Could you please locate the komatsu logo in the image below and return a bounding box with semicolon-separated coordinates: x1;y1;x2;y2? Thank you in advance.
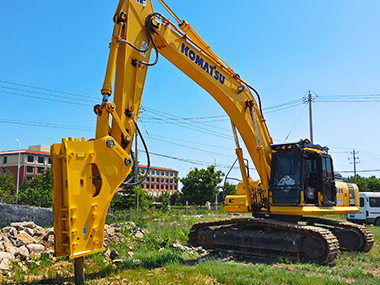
180;43;225;85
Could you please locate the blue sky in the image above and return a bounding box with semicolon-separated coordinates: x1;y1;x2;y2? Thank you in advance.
1;0;380;183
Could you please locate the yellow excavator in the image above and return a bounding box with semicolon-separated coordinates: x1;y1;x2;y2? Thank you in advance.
51;0;373;265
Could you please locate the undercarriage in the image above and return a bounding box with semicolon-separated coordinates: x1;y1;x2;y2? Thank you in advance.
188;217;374;264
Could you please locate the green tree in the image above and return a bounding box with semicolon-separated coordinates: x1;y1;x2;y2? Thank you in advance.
111;185;154;211
0;171;16;203
218;182;237;203
170;190;182;206
180;165;224;205
160;190;170;212
223;182;237;196
344;175;380;192
18;169;52;207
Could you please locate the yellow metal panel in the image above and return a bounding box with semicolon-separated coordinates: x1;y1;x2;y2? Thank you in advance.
270;205;360;216
224;195;249;213
52;136;132;259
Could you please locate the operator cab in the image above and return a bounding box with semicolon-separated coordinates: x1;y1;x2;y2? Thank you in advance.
269;140;337;207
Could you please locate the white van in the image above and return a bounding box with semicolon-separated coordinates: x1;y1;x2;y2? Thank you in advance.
347;192;380;226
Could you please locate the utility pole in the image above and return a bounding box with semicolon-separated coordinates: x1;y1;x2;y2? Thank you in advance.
349;149;360;184
16;139;21;203
135;131;139;211
308;91;314;144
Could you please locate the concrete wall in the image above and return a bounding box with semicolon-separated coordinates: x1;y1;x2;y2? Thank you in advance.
0;204;53;228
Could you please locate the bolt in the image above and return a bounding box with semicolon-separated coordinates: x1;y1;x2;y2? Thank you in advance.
125;157;133;166
106;139;115;148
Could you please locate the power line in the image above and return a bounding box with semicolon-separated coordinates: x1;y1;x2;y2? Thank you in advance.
141;106;232;139
0;80;95;99
338;169;380;173
1;90;94;107
0;118;94;131
149;136;236;159
149;133;233;150
139;150;243;170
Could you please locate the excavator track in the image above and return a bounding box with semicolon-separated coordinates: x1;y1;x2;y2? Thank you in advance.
300;217;374;253
189;218;340;265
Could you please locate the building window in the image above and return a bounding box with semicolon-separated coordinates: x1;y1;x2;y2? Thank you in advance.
3;157;7;164
2;167;7;174
37;167;44;174
38;157;44;164
156;185;159;189
146;177;150;182
48;158;51;164
161;178;164;182
27;166;34;173
166;178;169;183
170;172;173;177
170;186;172;190
141;169;145;174
161;185;164;189
26;176;33;181
161;171;164;175
27;156;34;163
166;171;168;176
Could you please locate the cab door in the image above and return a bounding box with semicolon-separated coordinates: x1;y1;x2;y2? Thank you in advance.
320;154;337;206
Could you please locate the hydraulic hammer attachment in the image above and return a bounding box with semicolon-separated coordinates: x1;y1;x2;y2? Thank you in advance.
51;136;132;259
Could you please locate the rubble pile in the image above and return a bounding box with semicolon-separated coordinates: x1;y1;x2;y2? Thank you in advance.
0;221;143;275
0;220;212;277
0;221;54;276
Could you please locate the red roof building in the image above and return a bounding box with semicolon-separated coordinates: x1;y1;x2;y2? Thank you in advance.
0;145;51;186
139;165;179;197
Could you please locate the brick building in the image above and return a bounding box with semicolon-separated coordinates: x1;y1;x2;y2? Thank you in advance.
139;165;179;197
0;145;51;186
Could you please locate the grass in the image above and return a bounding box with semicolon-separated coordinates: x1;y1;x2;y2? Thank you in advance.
2;210;380;284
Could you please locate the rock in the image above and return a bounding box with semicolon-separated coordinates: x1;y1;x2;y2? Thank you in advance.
16;231;37;244
104;225;116;236
3;243;16;257
47;234;54;244
14;245;29;261
170;243;185;251
10;236;25;247
1;227;17;237
26;244;45;257
0;251;13;262
24;227;35;237
110;249;119;260
34;226;46;236
42;228;54;241
10;221;37;229
133;231;144;239
0;258;10;272
104;248;111;259
128;251;134;257
112;259;124;266
44;249;55;258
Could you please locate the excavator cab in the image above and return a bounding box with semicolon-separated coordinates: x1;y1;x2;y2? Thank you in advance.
269;140;337;207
